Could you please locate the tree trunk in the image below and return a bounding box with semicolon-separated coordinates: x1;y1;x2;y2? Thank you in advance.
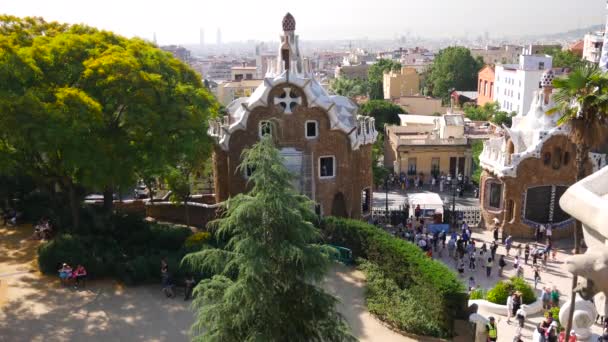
103;186;114;213
68;182;80;230
565;143;589;335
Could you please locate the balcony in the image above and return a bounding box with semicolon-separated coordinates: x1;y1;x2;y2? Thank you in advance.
395;135;468;146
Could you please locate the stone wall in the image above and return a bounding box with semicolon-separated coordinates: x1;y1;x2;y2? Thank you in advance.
213;83;373;219
145;202;219;228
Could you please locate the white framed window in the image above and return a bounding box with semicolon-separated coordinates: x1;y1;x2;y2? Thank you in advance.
319;156;336;179
259;120;272;138
305;120;318;139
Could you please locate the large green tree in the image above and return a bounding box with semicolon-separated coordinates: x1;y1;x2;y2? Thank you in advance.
329;77;368;98
359;99;405;132
547;65;608;335
427;47;483;102
463;102;514;127
0;15;217;227
368;59;401;100
542;47;588;70
182;137;354;342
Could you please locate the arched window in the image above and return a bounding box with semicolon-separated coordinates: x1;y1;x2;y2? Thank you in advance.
484;179;503;210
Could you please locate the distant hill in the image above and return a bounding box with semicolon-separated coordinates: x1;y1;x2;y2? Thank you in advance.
519;24;604;42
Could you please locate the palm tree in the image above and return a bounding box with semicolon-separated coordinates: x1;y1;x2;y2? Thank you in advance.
548;65;608;334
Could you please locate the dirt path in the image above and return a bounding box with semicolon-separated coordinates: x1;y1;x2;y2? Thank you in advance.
323;263;436;342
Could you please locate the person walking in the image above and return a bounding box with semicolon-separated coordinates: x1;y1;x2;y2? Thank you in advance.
507;292;514;323
499;255;507;277
458;258;465;277
184;274;196;301
524;244;530;265
542;287;552;310
493;226;499;242
486;316;498;342
486;257;493;278
534;266;542;289
538;224;546;242
516;305;526;335
505;235;513;256
546;225;553;243
469;251;476;271
490;241;498;261
512;292;522;320
551;287;560;308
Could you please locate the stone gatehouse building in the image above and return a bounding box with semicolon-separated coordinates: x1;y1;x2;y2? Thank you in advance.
479;69;606;239
208;13;377;219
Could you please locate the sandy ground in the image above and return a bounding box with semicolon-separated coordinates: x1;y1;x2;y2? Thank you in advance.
0;224;425;342
0;225;193;342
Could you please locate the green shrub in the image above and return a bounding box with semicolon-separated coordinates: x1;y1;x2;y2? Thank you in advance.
510;276;536;304
184;231;211;251
469;288;486;300
546;307;561;327
486;277;536;305
486;281;511;305
361;261;446;337
322;217;466;338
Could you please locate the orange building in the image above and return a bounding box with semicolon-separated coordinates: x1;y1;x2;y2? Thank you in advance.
476;65;495;106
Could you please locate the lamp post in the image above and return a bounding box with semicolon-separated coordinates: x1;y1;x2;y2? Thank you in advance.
384;175;389;222
448;173;463;231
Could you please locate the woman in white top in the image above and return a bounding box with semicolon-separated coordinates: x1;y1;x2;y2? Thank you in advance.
507;293;514;323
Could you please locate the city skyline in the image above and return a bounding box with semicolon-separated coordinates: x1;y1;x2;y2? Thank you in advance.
0;0;605;45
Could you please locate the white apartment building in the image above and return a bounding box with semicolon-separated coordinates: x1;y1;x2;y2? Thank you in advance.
583;31;605;64
494;55;553;117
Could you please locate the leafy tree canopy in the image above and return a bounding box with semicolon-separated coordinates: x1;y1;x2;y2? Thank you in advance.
0;15;217;223
542;47;588;70
359;99;405;132
427;47;483;102
463;102;513;128
329;77;368;98
368;59;401;100
182;137;354;342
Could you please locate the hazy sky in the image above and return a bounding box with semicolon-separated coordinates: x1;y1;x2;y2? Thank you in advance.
0;0;605;44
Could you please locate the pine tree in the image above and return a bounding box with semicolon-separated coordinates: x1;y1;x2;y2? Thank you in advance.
183;137;355;342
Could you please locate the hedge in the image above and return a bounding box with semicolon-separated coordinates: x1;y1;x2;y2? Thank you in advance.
322;217;467;338
38;213;208;285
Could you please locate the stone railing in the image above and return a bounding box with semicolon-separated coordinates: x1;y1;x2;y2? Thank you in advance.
395;136;467;146
557;165;608;340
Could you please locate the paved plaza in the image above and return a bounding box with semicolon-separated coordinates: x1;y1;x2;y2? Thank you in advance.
431;228;605;342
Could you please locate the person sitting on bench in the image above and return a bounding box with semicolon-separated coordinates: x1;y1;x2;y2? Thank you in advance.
72;264;87;288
